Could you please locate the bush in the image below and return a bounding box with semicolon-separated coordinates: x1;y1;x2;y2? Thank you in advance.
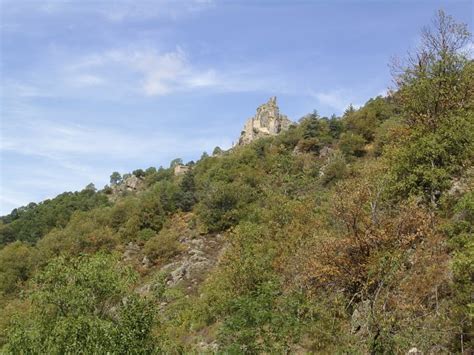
0;241;37;295
296;137;322;154
144;228;182;264
197;182;257;232
320;151;348;185
339;133;366;157
3;253;156;354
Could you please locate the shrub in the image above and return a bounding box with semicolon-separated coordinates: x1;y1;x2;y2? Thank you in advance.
320;151;348;185
339;133;366;157
144;228;182;264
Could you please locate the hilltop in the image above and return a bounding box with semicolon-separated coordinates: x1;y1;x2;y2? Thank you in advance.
0;11;473;354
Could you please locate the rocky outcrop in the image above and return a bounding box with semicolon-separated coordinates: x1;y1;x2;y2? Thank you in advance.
174;164;191;176
447;167;473;197
107;174;145;202
238;96;292;145
133;230;227;298
161;233;225;290
351;300;371;336
111;174;144;195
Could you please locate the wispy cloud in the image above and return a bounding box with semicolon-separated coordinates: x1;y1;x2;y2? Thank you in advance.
1;46;288;101
309;89;362;113
0;117;232;214
65;47;284;96
1;0;215;26
68;74;106;88
1;118;231;161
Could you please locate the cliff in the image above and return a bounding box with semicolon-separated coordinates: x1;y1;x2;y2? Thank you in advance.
238;96;292;145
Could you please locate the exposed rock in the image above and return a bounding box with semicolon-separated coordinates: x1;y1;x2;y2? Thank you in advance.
148;233;227;292
110;174;145;199
141;255;151;268
407;347;422;354
197;341;219;352
123;175;142;190
448;167;473;197
319;146;334;158
238;96;292;145
292;145;302;155
123;242;140;261
351;300;371;336
174;164;191;176
165;250;212;287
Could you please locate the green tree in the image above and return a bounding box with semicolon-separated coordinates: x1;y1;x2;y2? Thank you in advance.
3;253;156;353
212;146;223;156
389;10;474;202
0;241;37;295
170;158;183;168
177;170;196;212
84;183;96;192
339;132;366;157
393;10;472;131
110;171;122;185
132;169;145;178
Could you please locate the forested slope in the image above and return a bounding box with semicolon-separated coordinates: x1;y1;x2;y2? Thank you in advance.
0;11;472;354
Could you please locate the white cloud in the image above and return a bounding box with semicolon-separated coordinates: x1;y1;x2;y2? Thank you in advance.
0;117;232;214
65;47;219;96
1;118;232;166
6;83;55;98
63;47;291;97
69;74;106;87
0;191;31;215
98;0;215;22
309;89;361;113
2;0;215;25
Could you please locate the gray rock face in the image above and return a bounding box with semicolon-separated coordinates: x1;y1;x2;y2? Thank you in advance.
156;233;226;290
110;174;144;198
238;96;292;145
351;300;371;336
174;164;190;176
123;242;140;261
124;175;142;190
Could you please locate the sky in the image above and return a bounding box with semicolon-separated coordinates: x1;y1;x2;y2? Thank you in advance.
0;0;472;215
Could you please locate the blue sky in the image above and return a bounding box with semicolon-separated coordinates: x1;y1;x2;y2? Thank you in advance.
0;0;472;215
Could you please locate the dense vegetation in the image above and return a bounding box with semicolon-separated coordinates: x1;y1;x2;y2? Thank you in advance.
0;11;472;354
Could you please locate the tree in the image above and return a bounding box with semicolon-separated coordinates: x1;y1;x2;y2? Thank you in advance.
328;114;344;139
344;97;396;141
392;10;472;131
177;170;196;212
110;171;122;185
145;166;157;175
169;158;183;168
344;104;356;116
84;183;96;192
213;146;223;156
339;133;366;157
389;10;474;202
132;169;145;178
3;253;156;353
0;190;108;245
302;113;320;139
0;241;37;295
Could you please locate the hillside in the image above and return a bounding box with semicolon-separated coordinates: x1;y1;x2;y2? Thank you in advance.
0;11;473;354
